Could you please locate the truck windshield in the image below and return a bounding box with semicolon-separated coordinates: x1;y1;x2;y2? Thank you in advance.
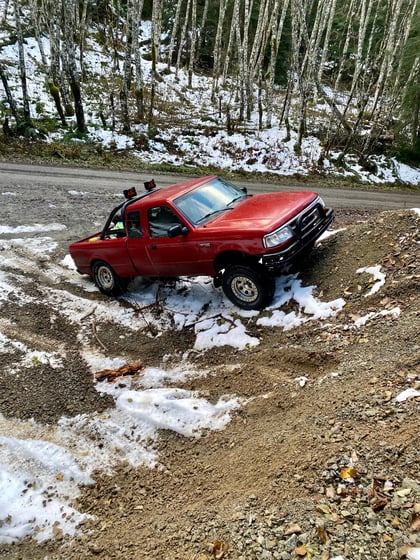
173;178;247;225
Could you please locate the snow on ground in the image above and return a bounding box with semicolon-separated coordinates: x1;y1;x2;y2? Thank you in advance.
90;124;420;186
0;14;419;185
0;216;419;544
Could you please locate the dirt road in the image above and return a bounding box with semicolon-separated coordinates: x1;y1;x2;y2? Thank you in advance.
1;161;419;213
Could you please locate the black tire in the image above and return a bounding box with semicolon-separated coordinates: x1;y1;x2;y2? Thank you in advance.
222;265;274;310
92;261;128;296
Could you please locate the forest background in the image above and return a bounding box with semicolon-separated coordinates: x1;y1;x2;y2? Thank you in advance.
0;0;419;184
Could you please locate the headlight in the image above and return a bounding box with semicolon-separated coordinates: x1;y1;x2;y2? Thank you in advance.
263;225;294;248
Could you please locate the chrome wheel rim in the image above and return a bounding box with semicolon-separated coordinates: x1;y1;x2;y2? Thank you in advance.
231;275;259;303
97;266;114;290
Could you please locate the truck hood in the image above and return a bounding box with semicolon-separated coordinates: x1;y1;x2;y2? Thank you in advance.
203;191;318;231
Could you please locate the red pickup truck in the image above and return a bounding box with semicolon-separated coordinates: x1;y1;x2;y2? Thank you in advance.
69;176;334;309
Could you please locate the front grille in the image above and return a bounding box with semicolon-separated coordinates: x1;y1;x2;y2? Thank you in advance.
302;206;321;231
293;202;324;240
261;205;334;271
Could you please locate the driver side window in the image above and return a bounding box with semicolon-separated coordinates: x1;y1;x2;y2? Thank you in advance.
148;205;182;238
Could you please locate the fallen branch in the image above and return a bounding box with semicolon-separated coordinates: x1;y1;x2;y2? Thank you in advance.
94;362;144;383
91;322;108;351
128;300;160;337
81;306;96;321
185;313;237;328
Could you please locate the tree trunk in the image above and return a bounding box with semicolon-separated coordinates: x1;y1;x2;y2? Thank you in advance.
167;0;184;70
149;0;164;123
13;0;31;123
63;0;86;133
212;0;228;98
121;0;134;132
176;0;191;77
2;0;10;23
79;0;89;79
133;0;145;122
317;0;336;85
266;0;290;128
151;0;163;63
222;0;240;82
242;0;253;121
0;62;20;124
28;0;48;69
196;0;210;56
188;0;197;88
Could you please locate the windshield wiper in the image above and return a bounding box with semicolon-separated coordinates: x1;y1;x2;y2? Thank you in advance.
198;208;231;223
227;195;246;207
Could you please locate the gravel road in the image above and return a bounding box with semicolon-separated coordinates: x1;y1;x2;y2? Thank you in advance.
1;161;419;212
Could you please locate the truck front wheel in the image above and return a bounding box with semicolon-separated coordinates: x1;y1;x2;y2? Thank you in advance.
92;261;128;296
222;265;274;310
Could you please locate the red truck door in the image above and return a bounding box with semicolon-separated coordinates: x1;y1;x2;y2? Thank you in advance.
125;209;156;276
127;205;206;277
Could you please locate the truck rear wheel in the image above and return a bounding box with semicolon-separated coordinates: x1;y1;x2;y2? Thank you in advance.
92;261;128;296
222;265;274;310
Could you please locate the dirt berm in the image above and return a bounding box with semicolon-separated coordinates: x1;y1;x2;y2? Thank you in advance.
0;207;419;560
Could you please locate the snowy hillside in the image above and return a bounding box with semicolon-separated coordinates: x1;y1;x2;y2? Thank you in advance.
0;4;419;187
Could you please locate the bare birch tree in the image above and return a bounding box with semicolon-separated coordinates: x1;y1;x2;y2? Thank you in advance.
196;0;210;57
0;0;417;164
289;0;309;152
62;0;86;132
266;0;290;128
175;0;191;77
13;0;31;123
188;0;197;87
149;0;164;123
212;0;228;98
28;0;48;69
121;0;134;132
1;0;10;24
360;0;417;159
132;0;145;122
79;0;90;77
0;62;19;125
241;0;253;121
29;0;68;126
167;0;184;70
316;0;337;85
222;0;240;82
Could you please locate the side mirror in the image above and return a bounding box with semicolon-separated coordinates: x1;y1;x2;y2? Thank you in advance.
168;224;189;238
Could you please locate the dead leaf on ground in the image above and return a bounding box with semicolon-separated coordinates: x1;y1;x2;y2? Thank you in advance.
317;525;329;544
284;523;303;535
371;498;388;511
340;466;358;480
411;513;420;532
397;488;412;498
316;503;332;515
382;533;393;542
207;541;229;559
295;544;307;556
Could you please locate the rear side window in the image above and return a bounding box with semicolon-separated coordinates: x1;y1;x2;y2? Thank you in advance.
127;211;142;238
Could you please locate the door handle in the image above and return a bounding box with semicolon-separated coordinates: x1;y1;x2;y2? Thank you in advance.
150;244;157;250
